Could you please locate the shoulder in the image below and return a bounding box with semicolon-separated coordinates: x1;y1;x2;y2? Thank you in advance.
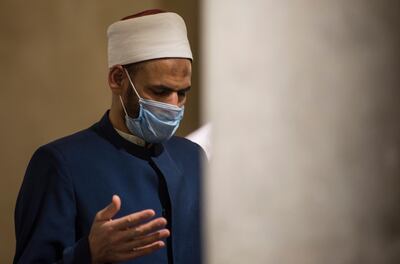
43;124;107;154
47;126;98;150
23;131;95;188
30;126;101;166
164;136;207;161
165;136;203;152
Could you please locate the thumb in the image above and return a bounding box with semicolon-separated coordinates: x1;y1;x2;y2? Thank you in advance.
96;195;121;221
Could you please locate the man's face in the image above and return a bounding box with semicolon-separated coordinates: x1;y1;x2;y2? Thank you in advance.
124;58;192;118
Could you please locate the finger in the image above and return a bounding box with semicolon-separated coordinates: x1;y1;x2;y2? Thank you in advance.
109;209;156;230
120;217;167;240
118;229;170;252
115;241;165;261
96;195;121;221
131;241;166;258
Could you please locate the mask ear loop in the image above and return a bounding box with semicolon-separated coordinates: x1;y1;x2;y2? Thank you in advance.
123;68;141;99
119;96;129;116
120;67;142;117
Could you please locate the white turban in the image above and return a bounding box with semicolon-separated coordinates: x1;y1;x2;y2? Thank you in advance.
107;12;193;68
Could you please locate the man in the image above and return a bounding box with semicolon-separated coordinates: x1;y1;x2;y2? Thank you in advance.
14;9;204;264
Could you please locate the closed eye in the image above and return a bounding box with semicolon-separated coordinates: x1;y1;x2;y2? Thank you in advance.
178;87;191;97
152;88;171;96
149;85;191;97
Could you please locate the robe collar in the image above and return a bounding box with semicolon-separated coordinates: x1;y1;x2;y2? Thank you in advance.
114;128;146;147
93;110;163;159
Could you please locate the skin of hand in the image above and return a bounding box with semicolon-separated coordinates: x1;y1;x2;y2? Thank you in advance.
88;195;170;263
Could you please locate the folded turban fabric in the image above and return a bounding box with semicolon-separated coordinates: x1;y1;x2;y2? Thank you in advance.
107;11;193;68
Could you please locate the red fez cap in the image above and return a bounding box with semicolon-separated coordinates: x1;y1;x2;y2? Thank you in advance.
121;9;167;21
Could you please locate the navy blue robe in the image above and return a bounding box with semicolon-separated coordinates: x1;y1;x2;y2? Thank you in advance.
14;111;203;264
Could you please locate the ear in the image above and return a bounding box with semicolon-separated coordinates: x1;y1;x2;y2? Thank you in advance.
108;65;125;95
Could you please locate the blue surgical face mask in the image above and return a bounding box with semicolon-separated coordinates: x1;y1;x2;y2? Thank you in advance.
119;68;185;143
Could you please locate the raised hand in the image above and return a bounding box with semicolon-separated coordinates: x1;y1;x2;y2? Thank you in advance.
88;195;170;263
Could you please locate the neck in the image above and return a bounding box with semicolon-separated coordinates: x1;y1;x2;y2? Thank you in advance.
109;102;130;134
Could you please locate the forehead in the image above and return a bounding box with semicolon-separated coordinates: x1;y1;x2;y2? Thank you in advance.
139;58;192;79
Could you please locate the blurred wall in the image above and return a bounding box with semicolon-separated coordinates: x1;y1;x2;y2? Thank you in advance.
204;1;400;263
0;1;199;262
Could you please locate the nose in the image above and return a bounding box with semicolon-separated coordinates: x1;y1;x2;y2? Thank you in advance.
166;92;182;107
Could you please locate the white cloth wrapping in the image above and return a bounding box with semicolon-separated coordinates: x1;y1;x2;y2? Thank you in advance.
186;123;212;159
107;12;193;67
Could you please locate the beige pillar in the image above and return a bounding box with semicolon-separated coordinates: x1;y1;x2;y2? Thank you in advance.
203;1;400;263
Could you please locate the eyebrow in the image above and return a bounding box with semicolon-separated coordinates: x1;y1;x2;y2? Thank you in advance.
148;85;191;92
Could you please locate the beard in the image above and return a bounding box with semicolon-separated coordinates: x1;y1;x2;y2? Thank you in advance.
123;84;140;118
